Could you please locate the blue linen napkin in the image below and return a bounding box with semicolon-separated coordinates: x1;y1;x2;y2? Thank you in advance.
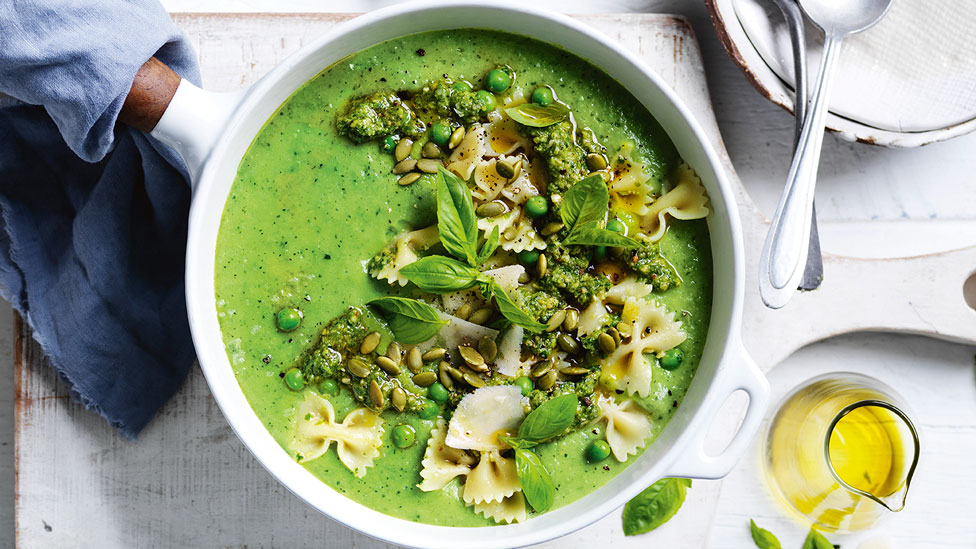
0;0;202;437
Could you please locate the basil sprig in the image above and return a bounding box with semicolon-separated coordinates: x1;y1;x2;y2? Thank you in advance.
749;519;782;549
491;280;545;332
622;477;692;536
399;256;483;294
366;297;446;344
560;174;640;248
515;448;555;512
504;102;570;127
437;166;498;267
518;393;578;442
802;528;833;549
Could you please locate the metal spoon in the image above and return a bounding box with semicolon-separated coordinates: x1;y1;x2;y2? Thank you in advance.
759;0;892;308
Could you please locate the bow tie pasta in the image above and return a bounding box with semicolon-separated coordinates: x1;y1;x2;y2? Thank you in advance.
419;418;478;492
292;392;384;478
367;225;440;286
596;395;653;461
641;162;710;242
603;297;686;397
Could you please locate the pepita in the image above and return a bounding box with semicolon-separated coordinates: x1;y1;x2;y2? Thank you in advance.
369;379;385;408
412;371;437;387
509;159;523;180
495;159;516;179
422;348;446;362
517;271;531;284
360;331;381;354
478;336;498;363
376;356;401;376
448;126;466;149
561;366;590;377
347;358;370;378
392;387;407;412
458;346;487;371
468;307;493;325
563;309;579;332
422;141;442;158
597;332;617;353
463;372;486;388
546;310;567;332
438;361;455;390
616;321;632;339
541;222;564;236
386;342;402;365
476;201;506;218
417;158;441;174
530;359;553;379
395;138;413;162
537;253;548;278
455;303;473;321
447;364;465;382
393;158;417;174
609;327;621;347
398;172;421;186
586;153;608;171
503;227;518;240
557;334;581;354
538;370;558;390
406;347;423;373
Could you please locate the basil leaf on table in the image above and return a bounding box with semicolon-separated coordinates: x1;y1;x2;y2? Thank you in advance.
562;222;640;248
621;477;692;536
749;519;782;549
515;448;555;512
474;225;500;266
436;166;479;266
490;281;546;333
560;174;609;231
518;393;579;442
802;528;834;549
504;102;570;128
366;297;447;344
400;256;481;294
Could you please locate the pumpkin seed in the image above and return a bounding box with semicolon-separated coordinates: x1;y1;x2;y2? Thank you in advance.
398;172;421;186
609;327;621;346
369;379;385;408
476;201;506;218
517;271;530;284
422;141;442;158
616;321;632;339
422;348;446;362
376;356;401;376
561;366;590;377
347;358;370;378
537;253;548;278
463;372;486;388
386;342;402;365
546;310;567;332
392;387;407;412
597;332;617;353
458;346;487;371
468;307;493;325
478;336;497;363
438;361;455;390
412;371;437;387
537;370;558;390
447;364;465;382
393;158;417;174
360;331;381;354
495;159;516;179
586;153;608;171
563;309;579;332
530;359;553;378
417;158;441;174
448;126;466;149
557;334;581;354
455;303;473;321
503;227;518;240
541;222;564;236
590;170;610;182
395;138;413;162
406;347;423;373
509;159;523;180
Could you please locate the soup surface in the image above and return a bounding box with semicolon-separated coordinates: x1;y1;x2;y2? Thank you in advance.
215;29;712;526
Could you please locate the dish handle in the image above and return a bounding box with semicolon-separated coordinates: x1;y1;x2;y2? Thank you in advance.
119;57;243;188
662;342;769;479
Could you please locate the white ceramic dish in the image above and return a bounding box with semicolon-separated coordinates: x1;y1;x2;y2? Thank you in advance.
141;2;769;546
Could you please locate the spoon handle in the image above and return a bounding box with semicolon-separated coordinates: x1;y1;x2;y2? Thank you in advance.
759;34;842;308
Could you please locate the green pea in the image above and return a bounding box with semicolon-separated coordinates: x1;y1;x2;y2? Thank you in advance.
428;382;450;403
485;69;512;93
531;87;554;106
380;135;396;153
453;81;473;92
418;399;439;420
660;348;684;370
592;246;608;263
320;379;339;396
283;368;304;391
607;218;627;234
392;424;417;449
475;90;495;112
518;249;540;267
525;196;549;218
586;439;612;462
276;308;302;332
430;122;451;146
515;376;533;396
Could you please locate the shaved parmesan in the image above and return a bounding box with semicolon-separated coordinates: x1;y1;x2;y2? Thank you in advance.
494;325;524;377
446;386;527;451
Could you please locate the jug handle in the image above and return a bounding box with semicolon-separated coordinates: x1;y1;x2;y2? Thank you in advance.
662;340;769;479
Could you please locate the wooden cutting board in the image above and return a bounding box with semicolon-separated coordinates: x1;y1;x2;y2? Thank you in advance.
14;12;976;547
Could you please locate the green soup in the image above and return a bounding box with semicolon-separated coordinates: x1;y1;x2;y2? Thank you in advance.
215;29;712;526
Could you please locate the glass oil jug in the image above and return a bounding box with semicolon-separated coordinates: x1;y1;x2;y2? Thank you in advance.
762;373;919;533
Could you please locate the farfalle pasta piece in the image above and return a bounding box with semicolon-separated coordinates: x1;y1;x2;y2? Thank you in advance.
292;392;384;478
370;225;440;286
462;449;521;505
596;395;653;462
419;418;477;492
578;300;610;337
641;162;709;242
605;277;654;305
477;208;545;252
603;297;686;397
609;144;654;216
473;491;528;524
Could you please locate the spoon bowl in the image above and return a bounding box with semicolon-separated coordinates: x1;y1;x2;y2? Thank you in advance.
800;0;892;34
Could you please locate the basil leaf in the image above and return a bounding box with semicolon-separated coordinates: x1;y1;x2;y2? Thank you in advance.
515;448;555;512
504;102;570;128
802;529;833;549
518;393;578;442
499;435;537;450
749;519;782;549
436;166;479;266
622;478;692;536
563;222;641;248
400;256;481;294
560;174;609;231
475;225;500;265
366;297;447;344
490;281;546;333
